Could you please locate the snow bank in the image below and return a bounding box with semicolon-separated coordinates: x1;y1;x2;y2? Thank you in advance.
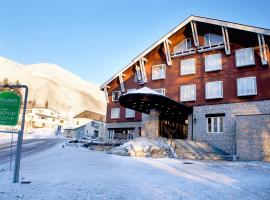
1;144;270;200
0;128;59;146
108;137;175;158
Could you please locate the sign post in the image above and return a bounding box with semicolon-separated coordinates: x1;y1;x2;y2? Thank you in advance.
0;84;28;183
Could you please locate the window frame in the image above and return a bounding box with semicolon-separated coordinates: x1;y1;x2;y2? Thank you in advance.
205;53;222;72
180;58;196;76
111;108;120;119
206;116;224;133
154;88;166;96
112;91;121;102
204;33;224;47
173;38;192;54
125;108;135;118
152;64;166;80
235;48;255;67
205;81;223;99
237;76;257;96
180;84;196;102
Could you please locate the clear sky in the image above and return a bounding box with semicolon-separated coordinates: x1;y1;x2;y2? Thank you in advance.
0;0;270;85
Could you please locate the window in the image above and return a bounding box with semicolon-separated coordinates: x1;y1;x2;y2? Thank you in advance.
111;108;120;119
125;108;135;118
205;54;222;72
180;84;196;102
180;58;196;75
127;88;136;93
152;64;166;80
235;48;255;67
154;88;166;96
207;116;224;133
112;91;121;102
91;121;100;129
237;77;257;96
108;130;115;140
134;69;142;83
205;81;223;99
204;33;223;47
173;38;192;53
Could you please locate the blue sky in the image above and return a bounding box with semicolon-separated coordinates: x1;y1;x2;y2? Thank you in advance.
0;0;270;85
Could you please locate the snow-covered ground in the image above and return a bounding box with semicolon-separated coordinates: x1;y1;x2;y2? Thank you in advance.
0;144;270;200
0;128;59;146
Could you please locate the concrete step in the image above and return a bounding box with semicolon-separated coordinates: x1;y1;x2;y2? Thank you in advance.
174;139;233;161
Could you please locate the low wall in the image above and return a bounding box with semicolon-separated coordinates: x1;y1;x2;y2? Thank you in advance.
236;114;270;162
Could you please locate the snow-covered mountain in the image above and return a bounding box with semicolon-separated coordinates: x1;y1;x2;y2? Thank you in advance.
0;57;106;119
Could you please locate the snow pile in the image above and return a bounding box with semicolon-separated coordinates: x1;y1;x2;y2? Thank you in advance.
0;128;60;146
109;137;175;158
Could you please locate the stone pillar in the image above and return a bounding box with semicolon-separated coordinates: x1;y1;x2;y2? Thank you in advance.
141;109;159;138
188;113;193;141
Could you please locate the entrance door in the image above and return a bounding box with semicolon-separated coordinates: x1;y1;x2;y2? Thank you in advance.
159;118;188;139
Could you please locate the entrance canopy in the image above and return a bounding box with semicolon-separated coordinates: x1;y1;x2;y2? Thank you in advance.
119;87;192;120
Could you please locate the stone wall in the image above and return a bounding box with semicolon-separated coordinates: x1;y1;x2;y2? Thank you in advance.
236;114;270;161
141;109;159;138
193;100;270;154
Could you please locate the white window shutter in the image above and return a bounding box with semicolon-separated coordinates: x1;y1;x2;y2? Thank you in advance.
205;54;222;72
180;84;196;102
180;58;196;75
237;77;257;96
125;108;135;118
206;81;223;99
152;64;166;80
111;108;120;119
235;48;255;67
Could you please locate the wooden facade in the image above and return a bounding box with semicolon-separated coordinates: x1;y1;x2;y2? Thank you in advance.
101;16;270;126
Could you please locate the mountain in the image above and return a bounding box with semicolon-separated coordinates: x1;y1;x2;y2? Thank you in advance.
0;57;106;119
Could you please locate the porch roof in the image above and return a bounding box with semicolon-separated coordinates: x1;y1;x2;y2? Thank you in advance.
119;87;192;120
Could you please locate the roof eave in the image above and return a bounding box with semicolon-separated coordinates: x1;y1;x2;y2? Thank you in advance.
100;15;270;90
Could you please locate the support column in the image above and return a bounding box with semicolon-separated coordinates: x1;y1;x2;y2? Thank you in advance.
141;109;159;138
191;21;199;47
258;33;268;65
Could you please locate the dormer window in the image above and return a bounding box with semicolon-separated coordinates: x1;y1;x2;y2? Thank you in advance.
171;38;196;58
174;38;192;53
198;33;224;53
152;64;166;80
112;91;121;102
204;33;223;47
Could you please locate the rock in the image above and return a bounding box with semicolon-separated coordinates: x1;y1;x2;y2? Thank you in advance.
133;145;144;153
150;146;160;153
143;145;150;153
135;152;151;157
128;150;136;157
151;149;166;158
108;137;174;158
112;150;128;156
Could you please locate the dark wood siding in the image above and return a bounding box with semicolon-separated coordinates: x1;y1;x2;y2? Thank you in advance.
105;24;270;123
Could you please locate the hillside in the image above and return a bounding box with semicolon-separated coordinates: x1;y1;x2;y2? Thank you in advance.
0;57;106;119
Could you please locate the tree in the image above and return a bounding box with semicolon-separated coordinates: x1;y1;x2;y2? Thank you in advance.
32;100;36;108
45;100;49;108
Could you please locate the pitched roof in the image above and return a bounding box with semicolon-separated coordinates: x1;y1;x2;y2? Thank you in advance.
100;15;270;89
73;110;105;122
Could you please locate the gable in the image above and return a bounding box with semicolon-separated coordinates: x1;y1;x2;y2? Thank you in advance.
100;15;270;90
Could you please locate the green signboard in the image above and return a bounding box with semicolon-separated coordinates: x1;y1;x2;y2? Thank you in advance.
0;91;21;126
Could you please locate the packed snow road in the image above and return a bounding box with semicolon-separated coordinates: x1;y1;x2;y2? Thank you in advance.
0;144;270;200
0;138;65;164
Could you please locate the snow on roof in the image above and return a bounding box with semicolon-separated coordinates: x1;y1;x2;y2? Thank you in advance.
125;87;162;96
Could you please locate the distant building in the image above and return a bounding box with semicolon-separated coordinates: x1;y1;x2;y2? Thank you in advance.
63;110;105;139
21;107;65;130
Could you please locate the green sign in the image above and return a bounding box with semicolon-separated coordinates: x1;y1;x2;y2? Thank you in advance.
0;91;21;126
